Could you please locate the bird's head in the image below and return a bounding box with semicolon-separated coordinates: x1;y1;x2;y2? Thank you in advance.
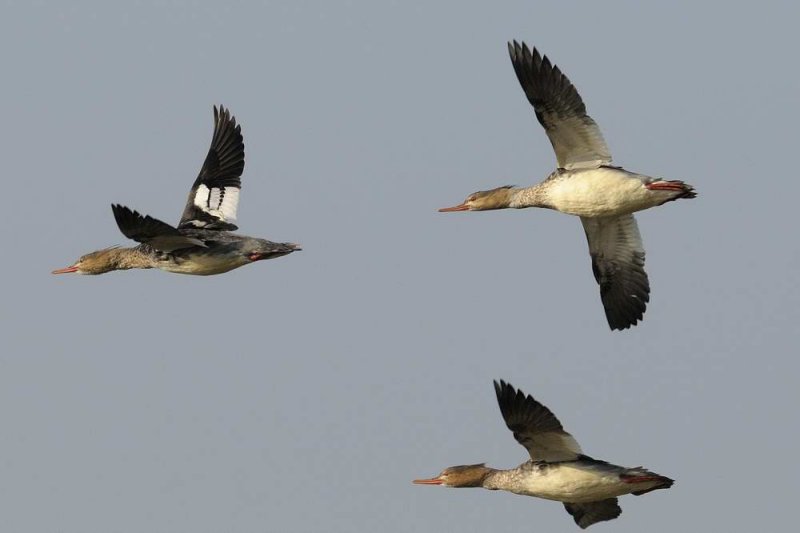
413;463;493;488
52;247;121;275
438;186;515;212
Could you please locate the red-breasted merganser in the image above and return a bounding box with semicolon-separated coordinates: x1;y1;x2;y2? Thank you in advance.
53;106;299;276
414;380;673;529
439;42;696;330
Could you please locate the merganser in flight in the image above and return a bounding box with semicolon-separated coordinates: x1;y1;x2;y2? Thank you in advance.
439;42;696;330
53;106;299;276
414;380;673;529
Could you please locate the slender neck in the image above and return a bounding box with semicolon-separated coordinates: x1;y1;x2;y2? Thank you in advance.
104;247;157;271
508;184;549;209
481;464;543;491
482;467;515;490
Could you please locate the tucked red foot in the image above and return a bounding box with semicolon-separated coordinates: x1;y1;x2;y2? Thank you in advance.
645;180;692;192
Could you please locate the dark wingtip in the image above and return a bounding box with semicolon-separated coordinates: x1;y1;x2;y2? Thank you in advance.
494;379;524;412
508;40;543;65
110;203;132;220
493;379;511;398
606;290;649;331
607;310;646;331
213;104;239;132
213;105;233;132
508;40;521;61
507;40;517;57
609;316;641;331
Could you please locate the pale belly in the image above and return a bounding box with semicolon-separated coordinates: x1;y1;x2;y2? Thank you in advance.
545;168;668;218
510;465;646;503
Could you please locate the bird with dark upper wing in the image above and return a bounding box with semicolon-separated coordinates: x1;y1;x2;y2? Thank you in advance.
439;42;695;330
53;106;299;276
414;380;673;529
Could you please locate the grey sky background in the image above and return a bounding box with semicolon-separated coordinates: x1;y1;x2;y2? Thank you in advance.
1;1;798;531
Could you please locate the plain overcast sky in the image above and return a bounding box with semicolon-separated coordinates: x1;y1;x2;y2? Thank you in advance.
1;1;799;532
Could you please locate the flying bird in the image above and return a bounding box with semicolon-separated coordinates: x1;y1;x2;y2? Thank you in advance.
53;106;299;276
414;380;673;529
439;42;695;330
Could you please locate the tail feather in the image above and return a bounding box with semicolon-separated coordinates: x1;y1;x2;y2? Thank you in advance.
620;470;674;495
647;179;696;204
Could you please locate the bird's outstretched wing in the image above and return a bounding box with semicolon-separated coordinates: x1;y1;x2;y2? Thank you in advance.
564;499;622;529
113;204;205;252
179;105;244;231
581;215;650;330
508;41;611;170
494;380;582;462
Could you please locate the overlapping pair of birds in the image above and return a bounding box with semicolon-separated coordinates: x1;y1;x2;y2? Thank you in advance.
55;42;691;529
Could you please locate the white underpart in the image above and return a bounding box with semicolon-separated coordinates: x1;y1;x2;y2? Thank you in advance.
540;168;675;218
494;465;658;503
194;184;240;222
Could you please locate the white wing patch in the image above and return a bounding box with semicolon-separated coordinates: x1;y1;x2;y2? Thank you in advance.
193;184;240;223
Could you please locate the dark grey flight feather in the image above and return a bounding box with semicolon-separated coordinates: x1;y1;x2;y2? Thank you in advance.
507;41;611;170
179;105;245;231
112;204;206;252
564;499;622;529
580;215;650;330
493;380;582;462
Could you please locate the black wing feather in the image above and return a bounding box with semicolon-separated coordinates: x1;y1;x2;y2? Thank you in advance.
113;204;205;252
581;215;650;330
493;380;582;461
508;41;611;169
564;499;622;529
179;105;244;230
